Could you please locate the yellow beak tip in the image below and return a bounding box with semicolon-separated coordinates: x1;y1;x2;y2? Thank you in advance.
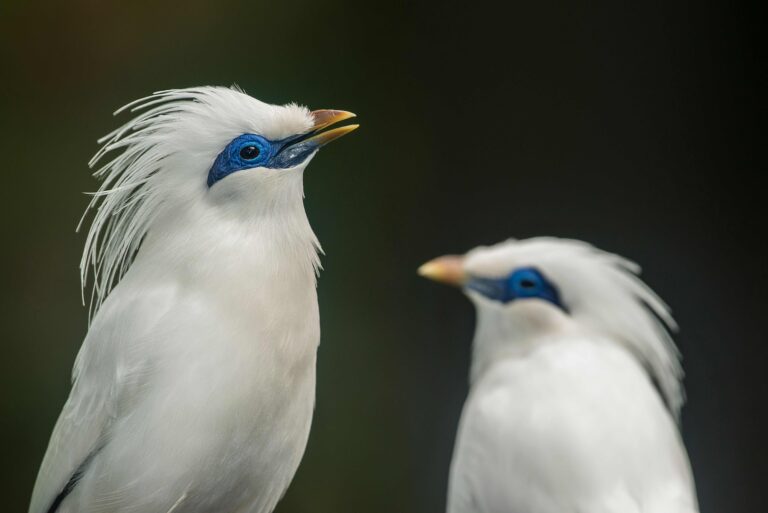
417;262;440;279
417;256;467;286
306;123;360;147
310;109;357;130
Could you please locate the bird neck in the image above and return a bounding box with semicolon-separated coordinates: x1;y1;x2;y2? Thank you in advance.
134;194;321;304
110;196;323;372
469;301;583;385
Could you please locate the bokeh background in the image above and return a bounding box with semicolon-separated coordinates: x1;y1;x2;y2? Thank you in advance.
1;1;763;511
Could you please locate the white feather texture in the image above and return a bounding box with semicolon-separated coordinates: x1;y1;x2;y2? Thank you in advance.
444;238;698;513
30;86;332;513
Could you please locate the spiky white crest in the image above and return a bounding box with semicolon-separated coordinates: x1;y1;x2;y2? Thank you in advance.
464;237;684;420
79;86;317;318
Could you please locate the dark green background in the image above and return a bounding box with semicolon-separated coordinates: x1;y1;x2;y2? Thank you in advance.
1;1;763;512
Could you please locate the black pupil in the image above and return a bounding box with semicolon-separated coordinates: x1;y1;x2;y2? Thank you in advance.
519;279;537;289
240;145;260;160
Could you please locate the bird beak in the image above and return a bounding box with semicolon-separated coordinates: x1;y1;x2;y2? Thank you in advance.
270;110;358;168
418;255;467;287
305;109;359;147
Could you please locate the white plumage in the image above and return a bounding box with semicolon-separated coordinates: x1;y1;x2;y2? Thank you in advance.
30;86;357;513
419;238;698;513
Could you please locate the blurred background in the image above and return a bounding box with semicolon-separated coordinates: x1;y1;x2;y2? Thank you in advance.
0;1;763;511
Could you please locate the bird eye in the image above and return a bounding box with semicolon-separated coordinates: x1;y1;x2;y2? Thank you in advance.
239;145;260;160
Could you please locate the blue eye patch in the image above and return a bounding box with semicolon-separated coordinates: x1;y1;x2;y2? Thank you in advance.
467;266;567;312
207;132;322;187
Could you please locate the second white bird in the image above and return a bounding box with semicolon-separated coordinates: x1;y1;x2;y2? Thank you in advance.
420;238;699;513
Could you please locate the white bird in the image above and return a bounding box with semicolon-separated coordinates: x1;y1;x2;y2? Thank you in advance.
419;238;699;513
29;86;358;513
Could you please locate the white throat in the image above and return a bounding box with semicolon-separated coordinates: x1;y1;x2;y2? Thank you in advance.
468;296;582;385
122;169;321;325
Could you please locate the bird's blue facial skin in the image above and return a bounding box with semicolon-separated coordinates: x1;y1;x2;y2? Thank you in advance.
467;267;568;312
207;133;319;187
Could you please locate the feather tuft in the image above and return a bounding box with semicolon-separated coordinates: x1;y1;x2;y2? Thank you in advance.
79;87;272;319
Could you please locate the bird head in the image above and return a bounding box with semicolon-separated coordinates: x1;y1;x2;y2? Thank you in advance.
82;86;358;315
419;237;684;418
90;86;357;214
199;96;358;207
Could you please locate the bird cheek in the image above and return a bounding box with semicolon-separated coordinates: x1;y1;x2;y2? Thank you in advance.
511;299;568;326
